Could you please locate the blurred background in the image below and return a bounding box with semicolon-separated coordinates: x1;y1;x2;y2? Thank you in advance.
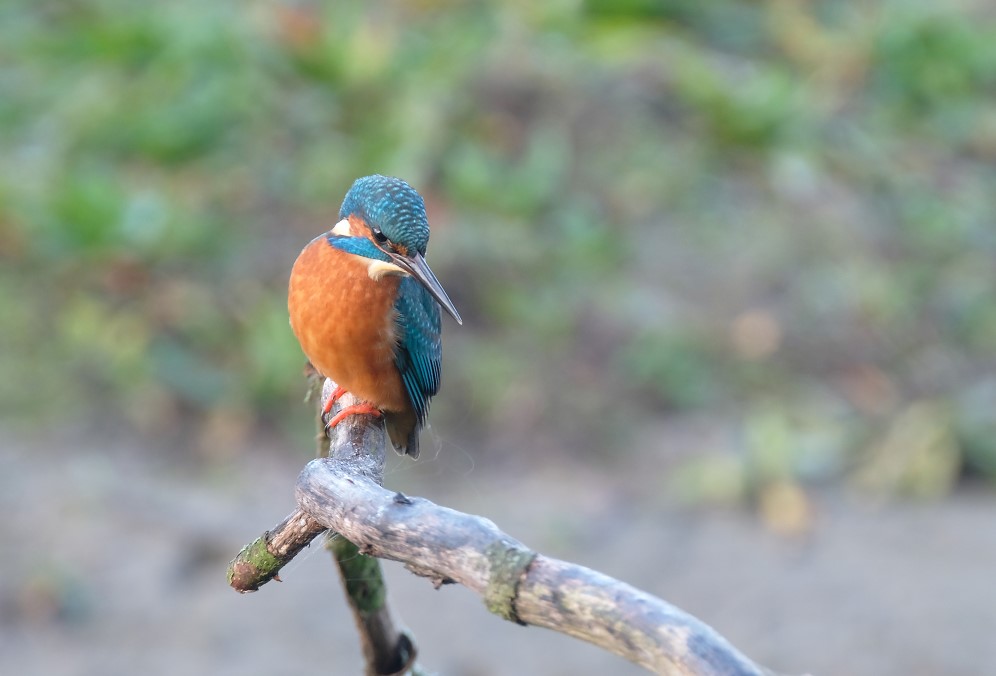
3;1;995;674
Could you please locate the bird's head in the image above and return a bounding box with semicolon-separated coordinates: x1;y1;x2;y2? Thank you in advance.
333;175;462;324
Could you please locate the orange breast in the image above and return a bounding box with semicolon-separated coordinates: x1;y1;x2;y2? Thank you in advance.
288;236;409;413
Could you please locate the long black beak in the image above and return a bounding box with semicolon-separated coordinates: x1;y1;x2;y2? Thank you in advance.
391;251;463;325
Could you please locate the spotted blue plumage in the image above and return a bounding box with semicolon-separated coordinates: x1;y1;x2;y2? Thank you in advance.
339;175;430;255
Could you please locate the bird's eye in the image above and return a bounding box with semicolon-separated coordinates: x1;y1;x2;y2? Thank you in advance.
372;229;389;245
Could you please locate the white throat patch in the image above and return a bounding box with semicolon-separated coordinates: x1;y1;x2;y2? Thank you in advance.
367;259;409;281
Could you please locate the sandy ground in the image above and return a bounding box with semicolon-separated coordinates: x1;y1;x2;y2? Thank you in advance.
3;432;995;676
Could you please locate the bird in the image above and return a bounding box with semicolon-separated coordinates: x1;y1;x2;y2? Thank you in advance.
287;175;462;458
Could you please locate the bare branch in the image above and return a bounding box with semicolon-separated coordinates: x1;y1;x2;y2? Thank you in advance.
315;381;419;675
327;535;417;676
229;380;417;675
296;456;775;675
227;378;392;594
227;508;325;592
231;378;784;674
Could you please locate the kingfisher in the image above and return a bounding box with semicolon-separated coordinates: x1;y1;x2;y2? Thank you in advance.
288;175;462;458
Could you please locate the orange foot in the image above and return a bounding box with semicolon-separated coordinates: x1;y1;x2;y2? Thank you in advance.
322;385;348;417
325;402;383;432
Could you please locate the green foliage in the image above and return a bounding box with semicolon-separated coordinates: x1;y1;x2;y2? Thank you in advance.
2;0;995;496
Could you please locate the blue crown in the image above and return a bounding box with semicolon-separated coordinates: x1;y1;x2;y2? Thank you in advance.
339;175;430;255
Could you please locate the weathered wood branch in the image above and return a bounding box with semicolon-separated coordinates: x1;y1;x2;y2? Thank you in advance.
228;376;395;592
297;456;775;675
317;378;416;676
327;536;417;675
227;507;325;591
231;378;783;675
229;379;416;675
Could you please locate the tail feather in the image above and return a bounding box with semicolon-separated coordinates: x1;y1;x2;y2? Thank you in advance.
385;410;420;458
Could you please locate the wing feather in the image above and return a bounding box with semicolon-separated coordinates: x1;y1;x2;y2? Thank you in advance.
393;277;442;425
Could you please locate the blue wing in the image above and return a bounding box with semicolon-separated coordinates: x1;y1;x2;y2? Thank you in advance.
393;276;442;425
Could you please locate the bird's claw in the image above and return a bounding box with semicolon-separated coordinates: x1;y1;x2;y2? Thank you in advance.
324;402;383;434
322;385;348;417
